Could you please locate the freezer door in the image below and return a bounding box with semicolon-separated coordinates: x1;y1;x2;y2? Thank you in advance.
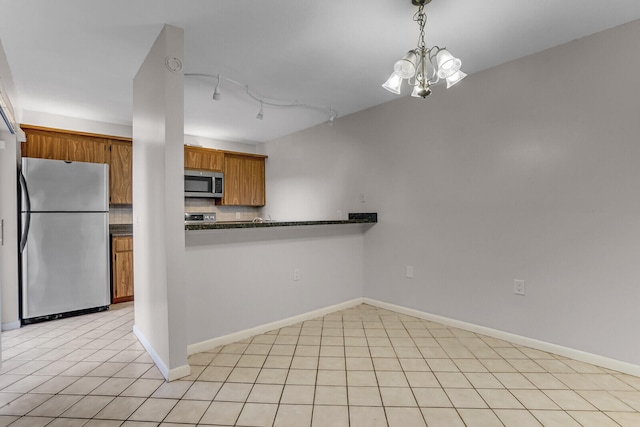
22;158;108;212
22;212;110;319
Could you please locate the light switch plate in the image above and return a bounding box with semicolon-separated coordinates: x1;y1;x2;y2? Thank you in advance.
406;265;414;278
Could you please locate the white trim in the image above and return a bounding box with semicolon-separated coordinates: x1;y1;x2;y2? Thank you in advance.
364;298;640;377
133;324;190;382
187;298;364;355
1;321;21;331
167;364;192;382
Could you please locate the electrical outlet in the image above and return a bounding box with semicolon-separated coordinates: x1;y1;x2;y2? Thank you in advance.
406;266;414;278
236;212;241;220
293;268;301;281
514;279;525;296
360;193;366;203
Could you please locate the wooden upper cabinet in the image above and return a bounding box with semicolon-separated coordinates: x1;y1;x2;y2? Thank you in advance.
109;141;133;205
184;145;266;206
184;147;200;169
22;125;108;163
22;132;67;160
68;138;108;163
204;150;224;171
21;125;268;207
21;125;133;206
223;153;266;206
184;146;224;172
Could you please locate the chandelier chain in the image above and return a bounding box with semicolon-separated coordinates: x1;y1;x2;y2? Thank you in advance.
414;4;427;52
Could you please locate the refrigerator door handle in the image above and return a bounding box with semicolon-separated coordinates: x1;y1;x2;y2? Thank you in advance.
19;171;31;253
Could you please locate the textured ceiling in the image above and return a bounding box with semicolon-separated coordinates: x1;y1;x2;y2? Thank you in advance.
1;0;640;143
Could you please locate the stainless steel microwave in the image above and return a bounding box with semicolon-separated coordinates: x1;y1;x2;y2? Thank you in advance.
184;170;224;198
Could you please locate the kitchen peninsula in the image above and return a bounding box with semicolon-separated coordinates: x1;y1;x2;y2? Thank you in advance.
185;212;377;231
183;212;377;355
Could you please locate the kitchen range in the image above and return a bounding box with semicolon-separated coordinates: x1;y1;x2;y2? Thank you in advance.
184;212;217;224
19;158;110;324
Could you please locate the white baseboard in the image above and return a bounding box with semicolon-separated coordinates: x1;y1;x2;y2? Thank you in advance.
364;298;640;378
185;296;640;378
187;298;364;355
167;364;192;382
1;320;21;332
133;324;191;382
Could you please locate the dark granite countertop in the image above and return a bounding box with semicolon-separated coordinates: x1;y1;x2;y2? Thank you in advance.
185;213;377;231
109;224;133;236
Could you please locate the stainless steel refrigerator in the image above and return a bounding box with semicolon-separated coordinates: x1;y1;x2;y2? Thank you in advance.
19;158;110;324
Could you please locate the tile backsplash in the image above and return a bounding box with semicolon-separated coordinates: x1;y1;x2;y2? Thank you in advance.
109;200;259;224
184;198;260;221
109;205;133;224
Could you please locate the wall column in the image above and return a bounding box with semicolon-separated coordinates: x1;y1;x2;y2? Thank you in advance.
132;24;188;381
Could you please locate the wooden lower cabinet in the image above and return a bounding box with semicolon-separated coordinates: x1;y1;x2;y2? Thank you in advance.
111;235;134;304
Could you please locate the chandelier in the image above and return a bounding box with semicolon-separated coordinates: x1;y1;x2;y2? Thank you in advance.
382;0;466;98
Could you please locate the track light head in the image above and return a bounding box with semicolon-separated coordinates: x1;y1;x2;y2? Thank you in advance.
256;101;264;120
328;108;337;125
212;74;221;100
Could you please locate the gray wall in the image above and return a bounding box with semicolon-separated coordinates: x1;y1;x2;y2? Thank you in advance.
0;128;18;333
132;24;188;379
185;226;365;347
0;39;19;331
261;19;640;365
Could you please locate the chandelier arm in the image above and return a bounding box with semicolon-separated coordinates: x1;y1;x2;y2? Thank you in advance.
424;47;440;84
427;46;442;61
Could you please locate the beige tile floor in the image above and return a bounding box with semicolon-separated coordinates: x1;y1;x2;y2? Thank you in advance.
1;303;640;426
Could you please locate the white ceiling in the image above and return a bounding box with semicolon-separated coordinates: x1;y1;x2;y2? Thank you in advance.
1;1;640;143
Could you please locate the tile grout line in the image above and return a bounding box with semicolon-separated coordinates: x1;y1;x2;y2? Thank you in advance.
2;304;640;425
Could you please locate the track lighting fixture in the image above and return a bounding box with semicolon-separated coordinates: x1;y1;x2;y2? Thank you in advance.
256;101;264;120
186;73;337;124
382;0;466;98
